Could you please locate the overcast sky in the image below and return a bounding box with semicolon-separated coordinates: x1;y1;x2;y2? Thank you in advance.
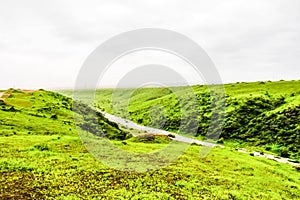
0;0;300;89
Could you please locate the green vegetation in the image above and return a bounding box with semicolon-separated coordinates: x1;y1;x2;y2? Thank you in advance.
1;134;300;199
1;82;300;199
0;89;128;140
81;80;300;160
128;134;171;144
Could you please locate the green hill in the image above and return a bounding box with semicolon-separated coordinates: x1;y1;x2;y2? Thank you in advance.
92;80;300;160
0;87;300;199
0;89;127;139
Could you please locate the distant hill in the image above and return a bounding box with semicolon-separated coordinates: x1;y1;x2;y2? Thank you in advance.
91;80;300;159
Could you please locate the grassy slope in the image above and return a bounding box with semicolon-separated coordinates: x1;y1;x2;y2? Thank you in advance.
0;87;300;199
1;135;300;199
91;80;300;110
0;89;126;139
88;80;300;159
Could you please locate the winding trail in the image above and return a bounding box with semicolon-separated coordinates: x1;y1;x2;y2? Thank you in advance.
2;90;298;167
100;110;299;167
100;111;222;147
238;149;299;166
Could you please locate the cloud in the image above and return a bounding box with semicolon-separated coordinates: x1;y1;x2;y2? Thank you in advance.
0;0;299;89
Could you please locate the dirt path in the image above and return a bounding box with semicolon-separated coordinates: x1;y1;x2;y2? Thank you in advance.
237;149;299;166
100;111;223;147
99;110;299;167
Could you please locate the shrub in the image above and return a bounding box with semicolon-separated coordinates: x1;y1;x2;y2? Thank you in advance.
131;134;171;144
217;137;224;144
51;114;58;120
168;133;175;138
34;144;50;151
280;147;289;158
0;100;6;106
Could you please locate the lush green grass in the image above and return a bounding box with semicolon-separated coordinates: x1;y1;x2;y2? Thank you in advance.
0;89;128;139
1;134;300;199
1;85;300;199
69;80;300;160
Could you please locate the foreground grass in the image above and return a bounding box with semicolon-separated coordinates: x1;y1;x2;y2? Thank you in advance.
1;86;299;199
1;134;300;199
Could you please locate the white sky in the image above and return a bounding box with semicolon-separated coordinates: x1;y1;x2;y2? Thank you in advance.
98;50;205;88
0;0;300;89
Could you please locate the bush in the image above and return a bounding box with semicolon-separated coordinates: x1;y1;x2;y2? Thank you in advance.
168;133;175;138
34;144;50;151
0;100;6;106
131;134;171;144
51;114;58;120
217;137;224;144
294;165;300;172
280;147;289;158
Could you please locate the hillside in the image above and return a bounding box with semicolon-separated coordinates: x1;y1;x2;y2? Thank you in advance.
0;88;300;199
0;89;128;139
91;80;300;160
